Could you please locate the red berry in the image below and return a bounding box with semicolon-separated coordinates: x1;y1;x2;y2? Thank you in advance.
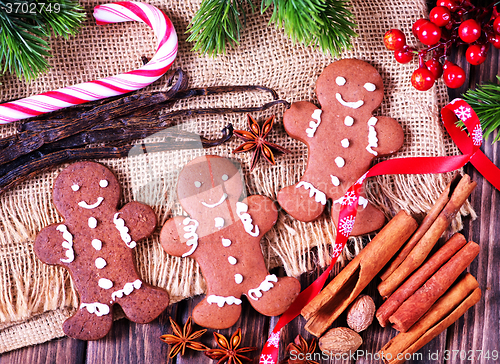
494;16;500;34
436;0;456;11
466;45;487;65
443;60;454;70
411;68;436;91
413;19;430;37
443;64;466;88
384;29;407;50
425;58;443;78
430;6;451;27
394;48;414;63
418;22;442;46
459;19;482;43
488;33;500;49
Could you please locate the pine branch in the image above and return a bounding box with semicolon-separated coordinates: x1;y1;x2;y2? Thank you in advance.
263;0;357;57
187;0;254;56
188;0;356;57
461;76;500;143
0;0;85;81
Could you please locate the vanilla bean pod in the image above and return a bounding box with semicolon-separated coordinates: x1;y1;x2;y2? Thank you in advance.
0;124;233;195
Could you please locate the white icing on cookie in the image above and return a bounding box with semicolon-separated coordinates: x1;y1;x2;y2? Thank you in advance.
92;239;102;251
366;116;379;156
358;196;369;209
78;197;104;209
98;278;113;290
95;257;107;269
88;217;98;229
341;138;350;148
247;274;278;301
194;181;202;188
207;295;242;307
236;202;259;237
296;181;327;205
57;225;75;263
214;217;225;228
222;238;232;247
330;175;340;187
336;93;364;109
80;302;110;316
113;213;136;249
335;156;345;168
335;76;346;86
71;184;80;191
201;193;227;208
306;109;323;138
228;256;237;265
344;116;354;126
111;279;142;301
99;180;109;188
234;274;243;284
222;174;229;181
182;217;199;257
364;83;376;92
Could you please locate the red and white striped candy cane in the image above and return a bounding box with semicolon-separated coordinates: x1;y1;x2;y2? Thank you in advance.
0;1;177;123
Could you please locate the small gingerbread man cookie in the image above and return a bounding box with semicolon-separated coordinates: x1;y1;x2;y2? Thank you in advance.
34;161;169;340
160;155;301;329
278;59;404;235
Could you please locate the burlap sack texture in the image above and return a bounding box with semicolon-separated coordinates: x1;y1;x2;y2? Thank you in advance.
0;0;474;353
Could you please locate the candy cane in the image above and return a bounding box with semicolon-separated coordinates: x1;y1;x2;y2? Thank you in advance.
0;1;178;123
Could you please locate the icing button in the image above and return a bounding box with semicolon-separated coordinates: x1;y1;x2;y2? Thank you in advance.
335;156;345;168
98;278;113;290
228;256;237;265
341;138;350;148
95;257;107;269
234;274;243;284
344;116;354;126
88;217;98;229
331;175;340;186
222;238;232;247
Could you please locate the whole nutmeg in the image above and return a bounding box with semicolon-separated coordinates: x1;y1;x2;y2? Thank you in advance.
319;327;362;355
346;295;376;332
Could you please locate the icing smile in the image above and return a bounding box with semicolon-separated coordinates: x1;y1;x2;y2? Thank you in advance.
78;197;104;209
335;93;364;109
201;193;228;208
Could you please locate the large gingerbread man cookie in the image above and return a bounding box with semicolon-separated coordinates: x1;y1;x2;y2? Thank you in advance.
278;59;404;235
34;161;169;340
160;155;301;329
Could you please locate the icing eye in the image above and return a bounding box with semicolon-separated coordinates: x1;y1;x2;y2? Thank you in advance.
336;76;346;86
222;174;229;181
364;83;376;92
99;180;108;188
194;181;202;188
71;184;80;192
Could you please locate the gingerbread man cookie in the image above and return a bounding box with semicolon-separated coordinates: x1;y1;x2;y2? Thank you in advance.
34;161;169;340
278;59;404;235
160;155;300;329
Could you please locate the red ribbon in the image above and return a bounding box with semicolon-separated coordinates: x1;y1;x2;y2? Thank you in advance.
258;99;500;364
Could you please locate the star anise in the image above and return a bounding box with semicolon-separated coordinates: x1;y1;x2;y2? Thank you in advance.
160;316;209;358
205;328;257;364
233;114;290;170
280;335;319;364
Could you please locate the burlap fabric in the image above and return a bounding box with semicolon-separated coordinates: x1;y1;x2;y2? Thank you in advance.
0;0;474;353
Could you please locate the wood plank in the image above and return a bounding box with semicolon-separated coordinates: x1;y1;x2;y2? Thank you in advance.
0;336;86;364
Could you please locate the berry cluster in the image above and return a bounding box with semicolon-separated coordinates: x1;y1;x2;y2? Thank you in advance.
384;0;499;91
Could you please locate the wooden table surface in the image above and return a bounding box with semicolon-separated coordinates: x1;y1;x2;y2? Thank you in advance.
1;7;499;364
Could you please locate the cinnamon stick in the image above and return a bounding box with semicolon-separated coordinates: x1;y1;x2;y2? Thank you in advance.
380;273;480;363
376;233;467;327
388;241;479;332
379;175;457;281
301;211;418;337
377;174;476;298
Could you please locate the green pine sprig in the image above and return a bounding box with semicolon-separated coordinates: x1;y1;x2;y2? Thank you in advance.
460;76;500;143
187;0;254;57
187;0;357;57
262;0;357;57
0;0;85;82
